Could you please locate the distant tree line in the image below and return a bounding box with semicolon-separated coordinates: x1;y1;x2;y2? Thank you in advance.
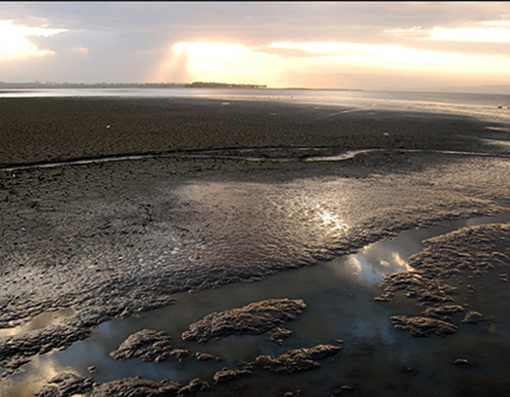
185;82;267;88
0;81;267;89
0;82;186;89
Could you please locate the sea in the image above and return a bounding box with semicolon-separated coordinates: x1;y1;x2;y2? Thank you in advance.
1;87;510;126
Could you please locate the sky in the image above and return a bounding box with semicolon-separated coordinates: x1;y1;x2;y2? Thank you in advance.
1;2;510;91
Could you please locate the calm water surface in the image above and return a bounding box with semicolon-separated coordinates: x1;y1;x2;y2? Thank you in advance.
1;87;510;125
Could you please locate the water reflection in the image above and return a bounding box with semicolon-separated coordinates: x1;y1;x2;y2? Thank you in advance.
332;242;413;285
317;208;349;232
0;308;76;338
0;355;71;397
3;215;510;397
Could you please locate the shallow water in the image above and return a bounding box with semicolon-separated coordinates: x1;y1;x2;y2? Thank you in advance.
2;88;510;124
0;309;76;339
2;215;510;397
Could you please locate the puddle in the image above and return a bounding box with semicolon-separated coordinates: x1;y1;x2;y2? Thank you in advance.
0;308;76;338
2;215;510;397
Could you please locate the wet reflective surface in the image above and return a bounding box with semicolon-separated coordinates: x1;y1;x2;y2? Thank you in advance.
2;88;510;123
0;309;76;338
2;215;510;397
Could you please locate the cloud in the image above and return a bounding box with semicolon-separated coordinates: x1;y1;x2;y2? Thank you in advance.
1;2;510;89
426;24;510;43
156;39;510;89
0;20;67;60
5;2;510;45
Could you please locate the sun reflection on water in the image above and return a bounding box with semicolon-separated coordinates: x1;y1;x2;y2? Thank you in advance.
329;243;414;285
0;308;76;338
317;208;349;232
0;354;74;397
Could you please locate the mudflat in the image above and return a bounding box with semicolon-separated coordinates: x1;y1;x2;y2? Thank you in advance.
0;96;498;166
1;96;510;396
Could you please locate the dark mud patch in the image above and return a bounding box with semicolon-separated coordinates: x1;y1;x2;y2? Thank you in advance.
181;298;306;343
109;329;173;363
33;369;213;397
245;344;342;374
34;373;93;397
377;222;510;338
90;376;210;397
109;328;223;364
390;315;458;337
212;368;252;384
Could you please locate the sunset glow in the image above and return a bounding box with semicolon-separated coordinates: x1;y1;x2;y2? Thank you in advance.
153;38;510;89
154;42;286;86
1;2;510;91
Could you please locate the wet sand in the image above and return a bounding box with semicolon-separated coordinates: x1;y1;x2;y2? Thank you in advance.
1;96;510;396
0;96;504;167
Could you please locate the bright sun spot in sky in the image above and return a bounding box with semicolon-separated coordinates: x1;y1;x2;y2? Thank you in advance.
0;20;67;60
154;41;287;85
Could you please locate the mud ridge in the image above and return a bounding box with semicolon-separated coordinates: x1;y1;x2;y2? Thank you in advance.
376;222;510;337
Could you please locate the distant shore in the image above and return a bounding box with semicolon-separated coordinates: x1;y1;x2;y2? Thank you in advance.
0;81;362;91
